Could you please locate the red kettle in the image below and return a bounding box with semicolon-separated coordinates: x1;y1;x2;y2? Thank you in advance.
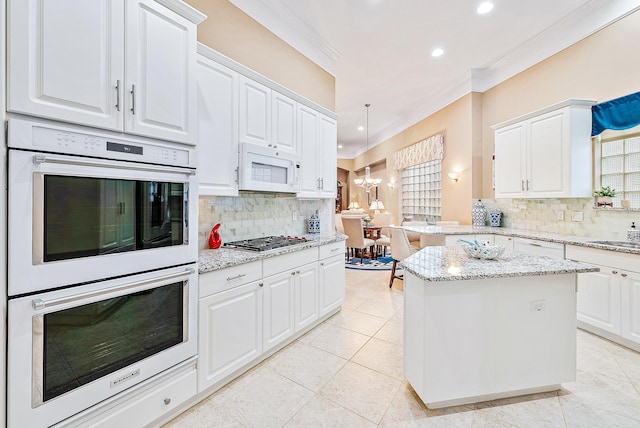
208;223;222;249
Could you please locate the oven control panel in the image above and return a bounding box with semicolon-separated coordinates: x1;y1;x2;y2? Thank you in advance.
8;116;194;168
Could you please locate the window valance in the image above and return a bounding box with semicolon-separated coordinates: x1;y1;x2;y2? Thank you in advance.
393;133;444;171
591;91;640;136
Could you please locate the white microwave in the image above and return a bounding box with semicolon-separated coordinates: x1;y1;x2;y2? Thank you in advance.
239;142;300;193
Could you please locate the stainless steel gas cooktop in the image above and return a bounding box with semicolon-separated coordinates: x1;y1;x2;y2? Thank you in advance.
223;235;308;252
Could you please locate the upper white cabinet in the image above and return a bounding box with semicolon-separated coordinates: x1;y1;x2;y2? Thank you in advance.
7;0;205;145
196;54;239;196
493;99;594;198
297;104;337;198
238;77;297;155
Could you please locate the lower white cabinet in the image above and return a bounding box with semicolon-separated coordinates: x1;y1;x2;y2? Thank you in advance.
262;269;295;352
567;245;640;350
319;254;345;317
198;241;345;394
198;281;263;392
513;237;564;259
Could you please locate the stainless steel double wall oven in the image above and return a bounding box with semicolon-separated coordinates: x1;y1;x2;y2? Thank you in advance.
6;116;199;427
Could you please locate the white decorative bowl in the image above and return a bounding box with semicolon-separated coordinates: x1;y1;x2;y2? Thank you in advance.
459;241;506;260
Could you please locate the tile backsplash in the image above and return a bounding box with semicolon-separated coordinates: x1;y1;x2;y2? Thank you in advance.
481;198;640;240
198;193;333;249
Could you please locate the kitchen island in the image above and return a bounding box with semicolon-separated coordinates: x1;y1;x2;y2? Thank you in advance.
402;246;598;409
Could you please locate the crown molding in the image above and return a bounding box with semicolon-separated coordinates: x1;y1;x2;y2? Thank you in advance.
228;0;340;76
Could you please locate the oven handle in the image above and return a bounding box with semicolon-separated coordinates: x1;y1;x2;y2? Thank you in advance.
32;268;195;310
33;154;196;176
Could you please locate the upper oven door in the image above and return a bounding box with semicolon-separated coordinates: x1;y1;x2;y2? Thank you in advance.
8;150;198;296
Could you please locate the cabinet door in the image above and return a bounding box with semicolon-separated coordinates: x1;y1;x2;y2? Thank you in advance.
621;271;640;345
262;271;295;352
272;92;297;154
196;56;239;196
198;281;263;392
295;263;319;332
527;109;567;197
239;77;271;147
494;123;525;198
319;254;345;317
576;266;621;334
125;0;197;144
297;104;321;197
7;0;124;130
318;115;338;198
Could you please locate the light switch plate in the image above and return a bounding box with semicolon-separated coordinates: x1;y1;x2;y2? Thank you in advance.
571;211;584;222
557;211;565;221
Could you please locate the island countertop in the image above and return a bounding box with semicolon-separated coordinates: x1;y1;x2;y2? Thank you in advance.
401;246;599;282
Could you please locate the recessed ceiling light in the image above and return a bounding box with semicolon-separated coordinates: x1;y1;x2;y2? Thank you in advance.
357;126;365;131
431;48;444;57
337;144;343;149
477;1;494;14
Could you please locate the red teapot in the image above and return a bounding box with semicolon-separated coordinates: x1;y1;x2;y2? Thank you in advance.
208;223;222;249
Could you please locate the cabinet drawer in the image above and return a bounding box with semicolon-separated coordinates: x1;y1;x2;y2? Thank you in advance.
199;261;262;298
513;237;564;259
566;245;640;273
263;248;317;277
319;241;345;259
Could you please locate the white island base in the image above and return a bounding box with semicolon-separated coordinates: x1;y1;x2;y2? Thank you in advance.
404;272;577;409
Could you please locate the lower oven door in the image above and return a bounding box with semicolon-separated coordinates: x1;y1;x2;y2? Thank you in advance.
7;265;198;428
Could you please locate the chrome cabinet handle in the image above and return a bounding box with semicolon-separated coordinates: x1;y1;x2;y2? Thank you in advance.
621;273;628;278
291;271;296;276
164;398;171;405
521;180;525;191
115;80;121;111
32;268;194;310
526;180;530;191
259;282;264;287
226;273;246;281
130;84;136;114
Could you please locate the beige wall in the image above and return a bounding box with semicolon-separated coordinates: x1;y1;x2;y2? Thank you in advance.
481;9;640;197
347;94;478;225
186;0;335;111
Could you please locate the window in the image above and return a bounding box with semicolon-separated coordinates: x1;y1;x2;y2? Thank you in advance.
598;135;640;208
401;160;442;222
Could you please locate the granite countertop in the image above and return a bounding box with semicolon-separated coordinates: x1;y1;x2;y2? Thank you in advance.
402;224;640;255
198;232;346;273
402;246;599;282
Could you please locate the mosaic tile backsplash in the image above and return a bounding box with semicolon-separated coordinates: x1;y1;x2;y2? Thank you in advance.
198;193;333;249
481;198;640;241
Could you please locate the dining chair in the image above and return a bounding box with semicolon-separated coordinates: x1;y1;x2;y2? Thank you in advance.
372;212;392;256
342;216;375;263
389;226;418;288
419;233;445;248
334;213;345;233
401;220;426;248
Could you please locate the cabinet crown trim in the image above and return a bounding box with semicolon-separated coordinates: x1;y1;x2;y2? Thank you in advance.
154;0;207;24
197;43;338;120
491;99;595;130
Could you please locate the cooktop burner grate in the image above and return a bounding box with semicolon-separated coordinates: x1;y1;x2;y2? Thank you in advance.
223;235;308;252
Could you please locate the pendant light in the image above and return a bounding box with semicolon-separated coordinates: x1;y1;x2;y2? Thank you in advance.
354;103;382;192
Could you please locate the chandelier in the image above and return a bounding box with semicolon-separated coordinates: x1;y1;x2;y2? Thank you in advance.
354;103;382;192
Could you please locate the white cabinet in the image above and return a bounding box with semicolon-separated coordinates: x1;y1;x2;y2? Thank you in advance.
493;99;594;198
7;0;204;144
494;234;514;249
567;245;640;350
621;270;640;344
295;263;320;331
262;269;296;352
318;241;346;317
576;264;621;334
239;77;297;154
197;261;263;392
297;104;338;198
196;53;239;196
513;237;564;259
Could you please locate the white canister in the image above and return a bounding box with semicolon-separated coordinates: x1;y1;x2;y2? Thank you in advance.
628;222;640;242
472;199;487;226
308;210;320;234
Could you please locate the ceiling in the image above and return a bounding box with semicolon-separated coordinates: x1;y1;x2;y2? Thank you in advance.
229;0;640;159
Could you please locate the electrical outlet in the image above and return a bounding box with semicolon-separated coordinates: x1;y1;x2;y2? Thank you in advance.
530;300;546;312
571;211;584;222
557;211;565;221
292;211;298;221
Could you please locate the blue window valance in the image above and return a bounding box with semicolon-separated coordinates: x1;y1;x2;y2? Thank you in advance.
591;91;640;136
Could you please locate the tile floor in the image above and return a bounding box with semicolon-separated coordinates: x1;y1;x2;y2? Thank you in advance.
165;269;640;427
